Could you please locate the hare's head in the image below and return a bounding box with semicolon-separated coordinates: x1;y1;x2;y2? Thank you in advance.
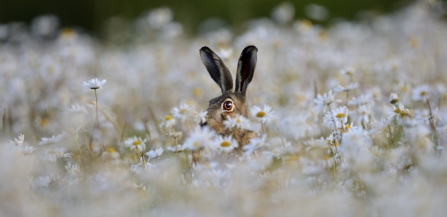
199;46;257;147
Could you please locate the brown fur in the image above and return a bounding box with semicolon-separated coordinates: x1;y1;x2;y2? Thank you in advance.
204;91;255;148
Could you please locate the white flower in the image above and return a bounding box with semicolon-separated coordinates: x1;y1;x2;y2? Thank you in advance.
10;134;25;147
348;94;374;106
223;114;252;130
243;134;267;155
217;47;233;60
183;126;216;150
250;105;274;123
334;83;359;93
21;146;36;155
353;105;372;124
159;115;176;129
272;2;295;24
214;135;238;152
166;144;186;152
339;66;356;76
66;163;81;177
313;91;341;113
171;103;194;123
145;148;164;159
389;93;399;104
33;176;52;188
67;104;87;114
43;147;72;162
323;106;349;130
412;84;431;101
389;103;411;122
130;157;153;174
38;132;67;145
101;147;120;159
124;136;147;152
147;7;173;28
196;110;208;124
83;78;106;89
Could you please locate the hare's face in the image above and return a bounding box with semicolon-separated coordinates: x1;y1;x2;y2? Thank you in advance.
205;92;247;136
199;45;257;146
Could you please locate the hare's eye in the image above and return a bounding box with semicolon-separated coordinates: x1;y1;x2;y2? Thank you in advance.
222;101;233;111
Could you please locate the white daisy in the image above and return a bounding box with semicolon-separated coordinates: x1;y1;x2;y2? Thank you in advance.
10;134;25;147
66;163;81;177
214;135;238;152
67;104;87;114
43;147;72;162
323;106;349;130
354;105;372;124
389;103;411;121
250;105;274;123
130;158;153;174
196;110;208;124
83;78;106;89
166;144;186;152
217;47;233;60
333;83;359;93
159;115;176;129
101;147;120;160
38;132;67;145
124;136;147;152
223;114;252;130
243;134;267;155
21;146;36;155
348;94;374;106
313;91;341;113
182;126;216;150
412;84;431;101
171;103;194;123
145;148;164;159
339;66;356;77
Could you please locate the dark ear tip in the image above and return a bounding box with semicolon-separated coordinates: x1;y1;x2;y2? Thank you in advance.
243;45;258;53
200;46;211;52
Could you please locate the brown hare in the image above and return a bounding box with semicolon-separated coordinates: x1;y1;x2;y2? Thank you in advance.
199;45;258;149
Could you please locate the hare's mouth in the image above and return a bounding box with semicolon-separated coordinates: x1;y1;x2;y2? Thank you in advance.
199;122;208;127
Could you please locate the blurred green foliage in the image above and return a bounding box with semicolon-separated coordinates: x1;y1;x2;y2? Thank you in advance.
1;0;404;34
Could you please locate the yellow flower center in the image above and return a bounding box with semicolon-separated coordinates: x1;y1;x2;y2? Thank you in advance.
193;141;200;147
164;115;173;121
236;118;241;123
256;111;266;118
220;141;231;147
132;140;141;146
106;147;116;153
420;91;426;96
394;108;400;113
40;118;48;127
61;28;74;39
301;19;312;30
400;110;409;117
179;109;188;114
192;88;202;97
335;113;345;118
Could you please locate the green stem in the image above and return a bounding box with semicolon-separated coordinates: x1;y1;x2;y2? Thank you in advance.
94;89;105;151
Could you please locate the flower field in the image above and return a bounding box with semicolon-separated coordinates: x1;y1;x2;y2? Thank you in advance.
1;2;447;216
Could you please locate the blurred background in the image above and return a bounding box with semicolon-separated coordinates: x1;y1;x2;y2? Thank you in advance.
1;0;407;36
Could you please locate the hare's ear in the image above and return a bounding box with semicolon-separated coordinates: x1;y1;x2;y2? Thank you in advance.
235;45;257;93
200;46;233;93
